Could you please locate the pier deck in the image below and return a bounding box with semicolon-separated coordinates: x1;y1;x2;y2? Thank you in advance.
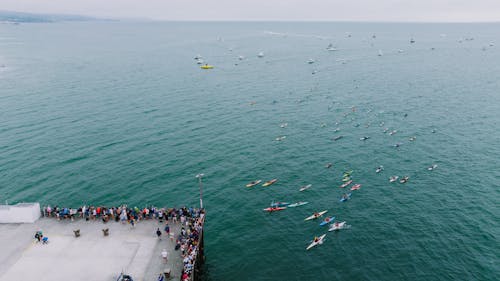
0;218;185;281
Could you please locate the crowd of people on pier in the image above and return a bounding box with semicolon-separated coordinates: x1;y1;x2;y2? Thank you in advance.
41;204;205;280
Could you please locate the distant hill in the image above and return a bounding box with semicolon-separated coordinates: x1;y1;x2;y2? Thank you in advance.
0;10;98;23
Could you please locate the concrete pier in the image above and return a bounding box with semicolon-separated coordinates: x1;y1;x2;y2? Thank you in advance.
0;211;204;281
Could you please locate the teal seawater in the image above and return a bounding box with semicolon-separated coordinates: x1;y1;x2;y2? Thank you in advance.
0;22;499;280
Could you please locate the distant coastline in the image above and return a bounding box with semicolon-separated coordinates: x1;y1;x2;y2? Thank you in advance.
0;10;108;23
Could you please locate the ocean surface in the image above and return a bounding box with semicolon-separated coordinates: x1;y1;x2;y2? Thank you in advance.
0;21;499;280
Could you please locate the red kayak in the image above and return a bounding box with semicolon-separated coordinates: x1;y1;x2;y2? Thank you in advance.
350;184;361;190
263;207;286;212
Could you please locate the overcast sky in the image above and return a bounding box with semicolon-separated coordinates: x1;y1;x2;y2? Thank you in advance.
2;0;500;22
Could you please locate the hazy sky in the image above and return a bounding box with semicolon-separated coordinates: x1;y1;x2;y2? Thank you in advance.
2;0;500;22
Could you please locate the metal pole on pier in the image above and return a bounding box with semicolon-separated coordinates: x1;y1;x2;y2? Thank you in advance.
196;173;204;209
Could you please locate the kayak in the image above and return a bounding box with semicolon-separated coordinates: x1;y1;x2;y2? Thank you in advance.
200;64;214;69
428;164;438;171
375;166;384;173
304;210;328;221
246;180;262;188
328;221;347;231
319;216;335;226
400;176;409;184
306;234;326;250
342;177;351;182
299;184;312;191
270;201;290;207
333;135;344;141
262;179;278;187
350;184;361;191
340;180;352;188
343;170;353;176
263;207;286;212
288;201;309;208
389;176;399;183
339;193;352;202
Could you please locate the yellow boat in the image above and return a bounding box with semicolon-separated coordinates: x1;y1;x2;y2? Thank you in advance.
200;64;214;69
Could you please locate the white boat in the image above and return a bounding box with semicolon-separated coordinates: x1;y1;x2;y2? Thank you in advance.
376;166;384;173
238;55;244;60
326;43;337;51
378;50;383;56
389;176;399;183
305;210;327;221
257;52;264;58
299;184;312;191
306;234;326;250
307;59;315;64
328;221;347;231
288;201;309;208
275;136;286;141
428;164;438;171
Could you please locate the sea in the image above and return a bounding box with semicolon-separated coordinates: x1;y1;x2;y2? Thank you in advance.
0;21;499;281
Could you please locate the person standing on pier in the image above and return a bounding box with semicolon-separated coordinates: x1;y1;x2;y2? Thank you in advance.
156;228;162;240
164;223;170;236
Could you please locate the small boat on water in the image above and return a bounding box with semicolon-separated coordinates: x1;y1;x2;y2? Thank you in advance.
305;210;327;221
428;164;438;171
400;176;409;184
342;177;351;182
299;184;312;191
246;180;262;188
307;59;315;64
270;201;290;208
333;135;344;141
200;64;214;69
376;166;384;173
262;179;278;187
340;180;352;188
328;221;348;231
288;201;309;208
389;176;399;183
263;207;286;212
350;184;361;191
326;43;337;51
257;52;264;58
343;170;353;176
319;216;335;226
306;234;326;250
340;193;352;202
